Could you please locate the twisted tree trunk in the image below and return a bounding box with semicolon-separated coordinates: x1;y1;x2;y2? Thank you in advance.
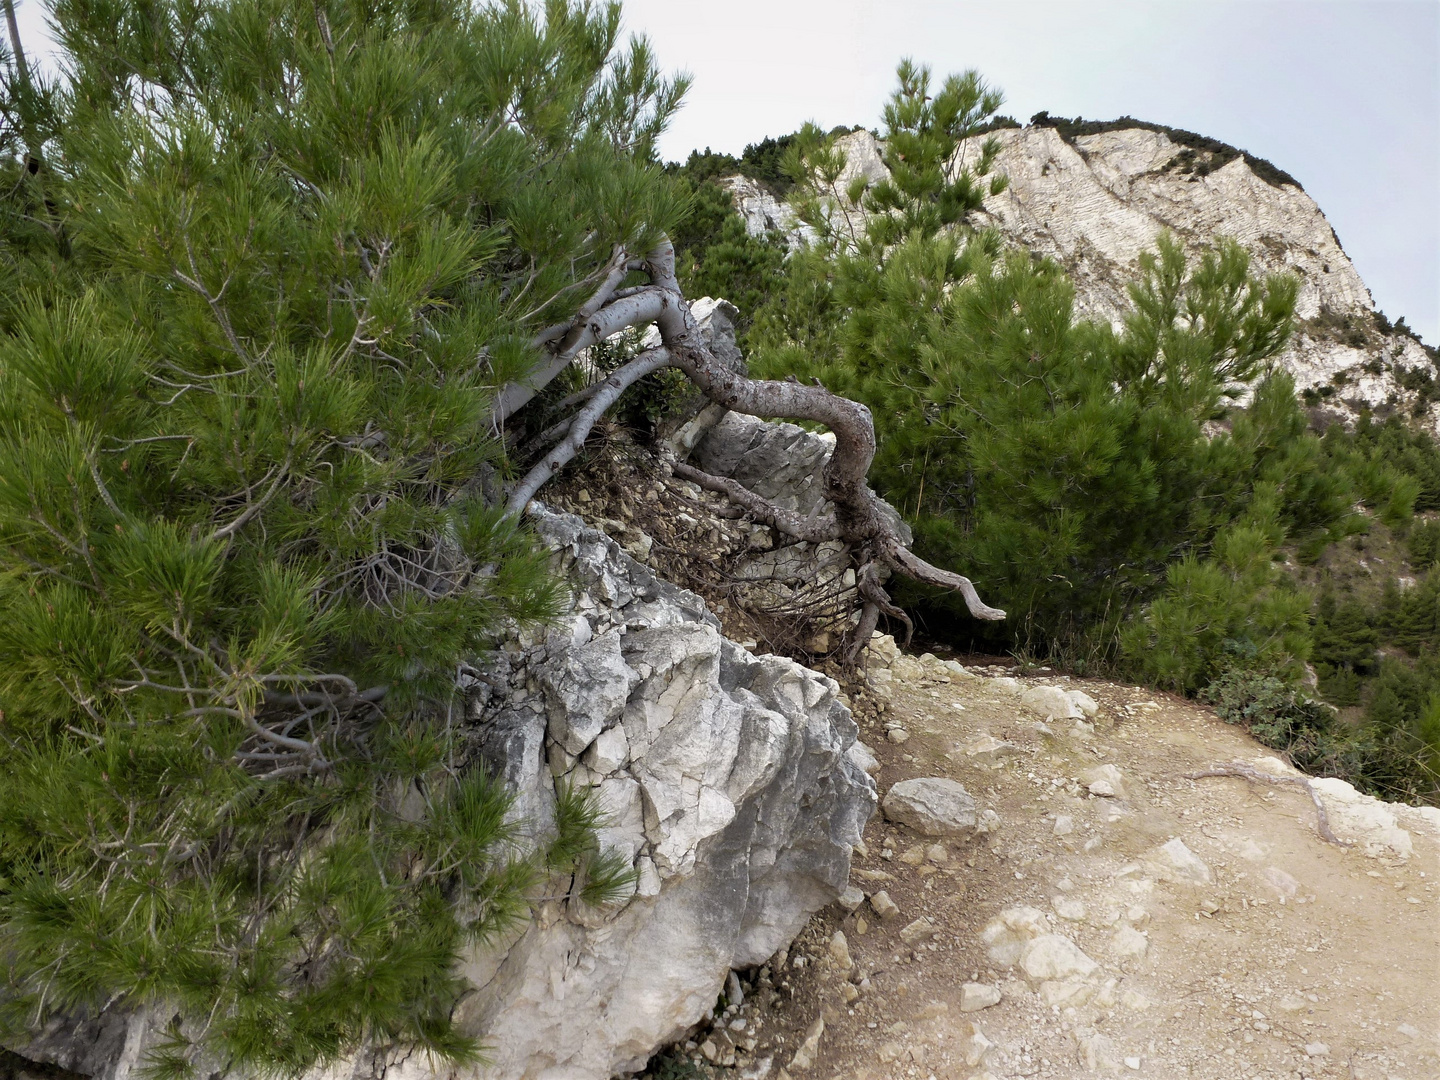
501;239;1004;660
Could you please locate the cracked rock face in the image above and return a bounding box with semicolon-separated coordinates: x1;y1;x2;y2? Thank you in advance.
458;509;876;1079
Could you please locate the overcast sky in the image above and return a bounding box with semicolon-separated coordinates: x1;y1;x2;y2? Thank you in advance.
10;0;1437;341
621;0;1439;344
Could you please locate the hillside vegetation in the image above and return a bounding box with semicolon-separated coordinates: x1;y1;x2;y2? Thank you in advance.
2;3;1437;1076
669;70;1440;805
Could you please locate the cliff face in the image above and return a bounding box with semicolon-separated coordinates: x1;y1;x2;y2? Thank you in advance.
726;125;1437;431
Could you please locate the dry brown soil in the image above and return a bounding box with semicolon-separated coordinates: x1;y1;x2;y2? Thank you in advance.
696;663;1440;1080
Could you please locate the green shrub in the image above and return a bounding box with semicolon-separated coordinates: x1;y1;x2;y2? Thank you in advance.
0;0;678;1071
1201;665;1335;765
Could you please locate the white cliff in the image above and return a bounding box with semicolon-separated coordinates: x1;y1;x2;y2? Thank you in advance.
725;125;1438;430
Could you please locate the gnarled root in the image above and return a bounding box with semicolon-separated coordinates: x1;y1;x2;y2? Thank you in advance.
1185;762;1352;847
501;238;1005;661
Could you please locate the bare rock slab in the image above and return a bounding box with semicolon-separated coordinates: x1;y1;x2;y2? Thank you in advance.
882;777;990;838
1143;837;1214;886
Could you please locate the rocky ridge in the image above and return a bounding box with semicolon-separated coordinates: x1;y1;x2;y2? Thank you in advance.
723;124;1438;432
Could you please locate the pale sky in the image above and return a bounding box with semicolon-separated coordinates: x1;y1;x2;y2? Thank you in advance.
622;0;1440;345
10;0;1438;342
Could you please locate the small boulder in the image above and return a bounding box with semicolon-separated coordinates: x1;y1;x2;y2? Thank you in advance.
960;982;1002;1012
890;655;925;682
1019;934;1099;982
869;890;900;922
1067;689;1100;717
899;917;937;946
789;1017;824;1071
961;1022;993;1066
828;931;853;971
868;633;901;667
836;885;865;913
1081;764;1126;798
882;778;982;837
1076;1032;1119;1074
1021;685;1083;720
1143;838;1213;886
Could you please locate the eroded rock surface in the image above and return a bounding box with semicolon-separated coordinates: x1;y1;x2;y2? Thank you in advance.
8;509;876;1080
458;509;876;1079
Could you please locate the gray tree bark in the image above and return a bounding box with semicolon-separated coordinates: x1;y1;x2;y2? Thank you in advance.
500;239;1005;658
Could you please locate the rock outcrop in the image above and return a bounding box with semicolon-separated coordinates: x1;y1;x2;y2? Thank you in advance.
724;124;1437;431
6;509;876;1080
458;508;875;1079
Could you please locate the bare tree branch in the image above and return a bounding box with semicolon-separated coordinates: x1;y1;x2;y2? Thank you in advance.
506;347;672;515
499;236;1005;656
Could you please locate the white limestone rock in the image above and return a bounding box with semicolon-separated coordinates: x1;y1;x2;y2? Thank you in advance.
960;982;1002;1012
835;885;865;913
846;739;880;775
1143;838;1214;886
1310;776;1415;856
882;777;986;837
1021;684;1085;720
898;917;937;946
1019;934;1100;983
25;507;874;1080
540;631;638;756
727;124;1440;435
1082;764;1127;798
980;905;1049;967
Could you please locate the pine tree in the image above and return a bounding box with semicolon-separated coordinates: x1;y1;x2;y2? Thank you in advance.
0;1;685;1072
747;63;1344;664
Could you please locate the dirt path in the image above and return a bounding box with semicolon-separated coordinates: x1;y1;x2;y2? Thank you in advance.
665;647;1440;1080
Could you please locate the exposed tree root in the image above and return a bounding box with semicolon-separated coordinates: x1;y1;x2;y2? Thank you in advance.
671;460;836;543
1185;763;1353;847
498;238;1005;658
